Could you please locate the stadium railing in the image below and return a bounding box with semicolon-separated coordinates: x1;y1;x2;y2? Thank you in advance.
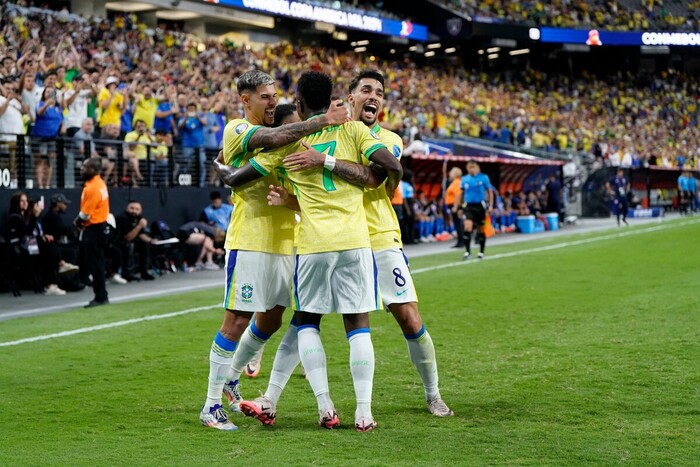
0;133;218;190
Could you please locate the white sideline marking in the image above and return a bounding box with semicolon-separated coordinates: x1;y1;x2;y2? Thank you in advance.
1;219;698;348
0;282;219;320
0;305;218;347
410;219;699;275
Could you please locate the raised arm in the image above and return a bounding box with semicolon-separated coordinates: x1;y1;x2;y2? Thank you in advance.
246;100;348;149
212;151;265;188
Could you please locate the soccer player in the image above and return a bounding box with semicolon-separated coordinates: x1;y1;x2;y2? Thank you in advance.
199;70;349;431
458;161;494;259
606;168;630;225
214;70;403;432
251;70;454;417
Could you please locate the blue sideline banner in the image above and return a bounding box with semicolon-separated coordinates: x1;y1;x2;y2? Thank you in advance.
206;0;429;41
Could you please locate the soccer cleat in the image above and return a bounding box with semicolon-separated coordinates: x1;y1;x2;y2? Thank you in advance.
244;349;263;378
200;404;238;431
319;409;340;429
462;252;471;261
355;416;377;432
477;252;484;260
427;396;454;417
239;396;276;426
222;380;242;413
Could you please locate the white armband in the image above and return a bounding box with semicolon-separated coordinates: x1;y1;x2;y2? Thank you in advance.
323;154;336;171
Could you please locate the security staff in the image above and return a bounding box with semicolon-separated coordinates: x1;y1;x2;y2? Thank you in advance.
74;157;110;307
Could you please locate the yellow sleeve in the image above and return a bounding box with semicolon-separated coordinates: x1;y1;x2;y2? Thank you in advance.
222;119;261;166
249;145;290;176
355;123;386;161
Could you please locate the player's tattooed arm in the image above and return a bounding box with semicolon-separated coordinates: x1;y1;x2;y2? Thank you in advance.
212;151;263;188
283;141;384;188
246;99;349;149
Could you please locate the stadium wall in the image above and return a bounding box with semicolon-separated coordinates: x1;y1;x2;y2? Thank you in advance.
0;187;219;233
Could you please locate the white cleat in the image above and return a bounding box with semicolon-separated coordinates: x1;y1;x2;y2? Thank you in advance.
427;396;454;417
200;404;238;431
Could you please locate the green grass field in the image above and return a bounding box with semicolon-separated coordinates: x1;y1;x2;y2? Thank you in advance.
2;218;699;466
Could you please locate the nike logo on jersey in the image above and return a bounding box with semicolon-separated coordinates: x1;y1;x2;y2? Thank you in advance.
396;290;408;296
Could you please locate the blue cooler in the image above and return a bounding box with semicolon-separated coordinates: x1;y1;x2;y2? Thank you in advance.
545;213;559;231
517;215;536;234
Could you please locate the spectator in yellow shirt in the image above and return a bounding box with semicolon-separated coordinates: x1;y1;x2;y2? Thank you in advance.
97;76;126;131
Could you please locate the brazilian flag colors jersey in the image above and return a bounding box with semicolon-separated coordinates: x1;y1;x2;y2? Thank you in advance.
251;120;385;255
364;123;403;251
222;118;296;255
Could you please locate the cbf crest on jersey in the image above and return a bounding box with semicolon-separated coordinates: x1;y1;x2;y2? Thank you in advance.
235;123;248;135
241;283;253;303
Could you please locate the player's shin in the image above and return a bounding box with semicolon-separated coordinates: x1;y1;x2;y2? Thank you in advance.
205;331;237;410
226;321;270;384
297;325;333;412
348;328;375;420
405;325;440;401
266;319;301;405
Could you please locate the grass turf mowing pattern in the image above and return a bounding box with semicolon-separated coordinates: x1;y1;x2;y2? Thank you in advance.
1;221;699;465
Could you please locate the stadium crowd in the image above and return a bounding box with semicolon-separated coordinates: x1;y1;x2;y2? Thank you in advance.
439;0;700;32
0;2;698;194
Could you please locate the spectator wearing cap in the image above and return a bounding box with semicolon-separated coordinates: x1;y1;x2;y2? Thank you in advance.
63;73;98;137
97;76;126;132
42;192;80;267
199;190;233;233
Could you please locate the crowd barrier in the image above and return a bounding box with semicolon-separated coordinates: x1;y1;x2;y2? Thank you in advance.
0;133;218;190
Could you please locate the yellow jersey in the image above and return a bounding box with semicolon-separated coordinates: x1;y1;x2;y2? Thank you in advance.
364;124;403;251
251;120;385;255
97;88;124;126
223;118;296;255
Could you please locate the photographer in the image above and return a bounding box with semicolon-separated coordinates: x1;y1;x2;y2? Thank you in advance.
114;200;156;281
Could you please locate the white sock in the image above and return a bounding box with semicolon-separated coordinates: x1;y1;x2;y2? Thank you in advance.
265;323;300;405
348;330;374;420
297;326;332;412
204;331;237;410
226;324;268;384
405;326;440;401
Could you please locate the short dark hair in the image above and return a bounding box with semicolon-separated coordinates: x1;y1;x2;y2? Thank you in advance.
236;70;275;95
273;104;297;128
210;190;222;201
297;71;333;112
348;70;385;93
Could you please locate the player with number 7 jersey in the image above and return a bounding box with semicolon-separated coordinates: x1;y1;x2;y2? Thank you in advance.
251;119;385;256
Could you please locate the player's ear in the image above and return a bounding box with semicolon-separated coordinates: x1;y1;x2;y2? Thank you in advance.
347;94;355;106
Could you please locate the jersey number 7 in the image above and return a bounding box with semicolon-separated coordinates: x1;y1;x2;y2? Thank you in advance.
311;141;337;192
